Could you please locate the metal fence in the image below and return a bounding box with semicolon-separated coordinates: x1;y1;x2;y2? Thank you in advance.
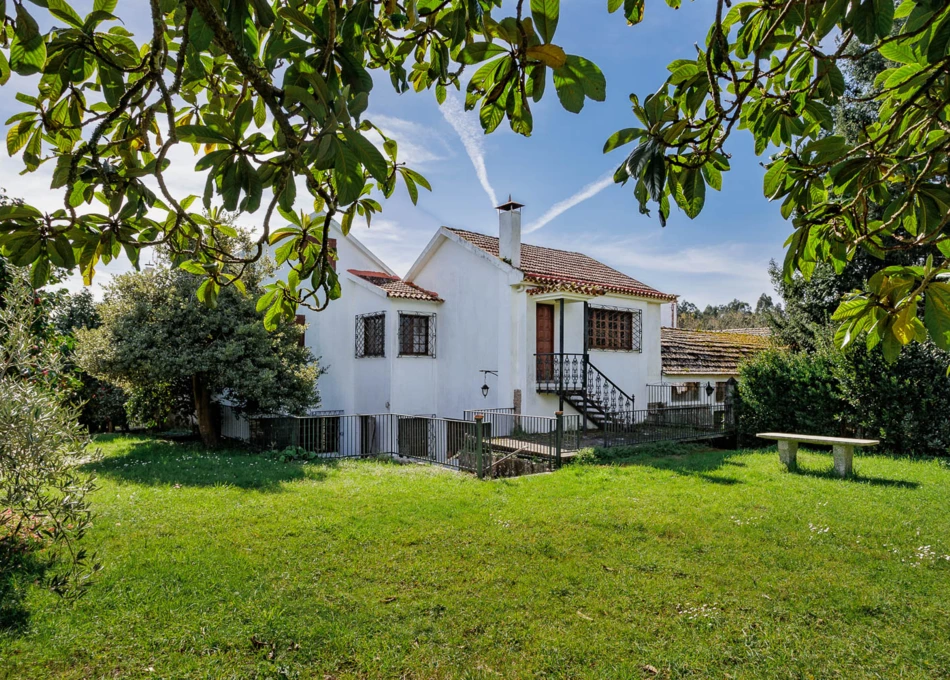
218;407;559;478
602;401;734;448
463;409;581;457
647;380;735;409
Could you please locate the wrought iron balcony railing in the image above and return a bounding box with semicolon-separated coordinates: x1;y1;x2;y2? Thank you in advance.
535;353;635;418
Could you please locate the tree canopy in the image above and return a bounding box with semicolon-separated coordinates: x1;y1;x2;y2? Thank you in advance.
76;250;321;447
1;0;950;359
677;296;776;330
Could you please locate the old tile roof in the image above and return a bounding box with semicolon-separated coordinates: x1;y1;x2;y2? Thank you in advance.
348;270;442;302
661;327;772;376
710;327;772;337
447;228;676;301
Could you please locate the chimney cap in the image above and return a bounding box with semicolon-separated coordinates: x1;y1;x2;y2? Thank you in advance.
496;195;525;211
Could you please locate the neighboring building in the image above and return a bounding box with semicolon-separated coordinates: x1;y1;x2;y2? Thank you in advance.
656;327;772;406
298;199;678;425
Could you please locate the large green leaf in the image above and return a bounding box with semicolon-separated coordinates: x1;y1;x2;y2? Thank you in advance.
552;64;584;113
333;140;365;205
675;168;705;218
177;125;231;145
763;159;787;199
603;128;643;153
530;0;559;44
343;128;388;183
553;55;605;112
99;64;124;108
927;13;950;64
10;33;46;76
924;282;950;350
458;43;508;65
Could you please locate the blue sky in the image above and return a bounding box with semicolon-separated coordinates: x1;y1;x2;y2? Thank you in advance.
0;1;790;308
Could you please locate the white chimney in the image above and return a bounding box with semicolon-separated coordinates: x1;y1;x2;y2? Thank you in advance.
497;196;524;269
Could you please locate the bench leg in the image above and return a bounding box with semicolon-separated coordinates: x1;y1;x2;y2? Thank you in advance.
833;444;854;478
778;440;798;470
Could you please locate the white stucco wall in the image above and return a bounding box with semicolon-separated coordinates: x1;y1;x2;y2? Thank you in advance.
298;226;394;414
521;294;664;416
410;235;514;419
387;298;440;416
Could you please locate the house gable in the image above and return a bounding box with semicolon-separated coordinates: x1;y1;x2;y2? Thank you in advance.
329;222;397;276
405;227;520;284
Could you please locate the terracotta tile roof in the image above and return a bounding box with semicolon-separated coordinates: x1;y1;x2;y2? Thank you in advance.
348;270;442;302
662;327;772;376
447;228;676;301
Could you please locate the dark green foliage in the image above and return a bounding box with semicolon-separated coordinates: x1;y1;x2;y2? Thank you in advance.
76;253;322;447
55;290;128;433
833;342;950;456
737;347;844;439
574;441;709;464
607;0;950;358
0;0;612;327
1;273;99;610
738;339;950;455
267;445;323;463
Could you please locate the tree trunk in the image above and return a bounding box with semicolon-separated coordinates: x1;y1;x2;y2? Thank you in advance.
193;375;219;448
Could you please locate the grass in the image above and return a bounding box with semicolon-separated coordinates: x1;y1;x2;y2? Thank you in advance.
2;435;950;679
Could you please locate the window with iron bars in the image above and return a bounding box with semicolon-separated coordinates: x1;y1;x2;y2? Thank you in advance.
587;305;642;352
398;312;436;357
355;312;386;358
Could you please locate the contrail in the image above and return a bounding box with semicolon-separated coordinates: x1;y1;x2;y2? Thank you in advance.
524;173;615;233
440;93;499;207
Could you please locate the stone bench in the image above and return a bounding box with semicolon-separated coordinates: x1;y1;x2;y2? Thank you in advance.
757;432;879;478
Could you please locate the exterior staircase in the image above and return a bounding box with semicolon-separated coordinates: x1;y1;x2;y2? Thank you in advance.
535;353;635;428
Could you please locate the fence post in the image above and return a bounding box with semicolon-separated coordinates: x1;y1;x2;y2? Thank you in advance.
555;411;563;470
475;414;485;479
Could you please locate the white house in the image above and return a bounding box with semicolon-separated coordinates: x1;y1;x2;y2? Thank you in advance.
300;200;678;426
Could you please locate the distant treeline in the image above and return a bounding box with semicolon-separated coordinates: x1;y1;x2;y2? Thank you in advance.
677;294;780;331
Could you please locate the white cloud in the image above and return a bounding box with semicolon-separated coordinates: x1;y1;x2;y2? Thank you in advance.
369;114;452;166
588;241;764;279
440;93;498;207
348;218;433;277
524;172;615;233
580;237;775;307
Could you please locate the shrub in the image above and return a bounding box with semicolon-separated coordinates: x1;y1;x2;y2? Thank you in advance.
0;274;99;611
737;347;844;439
738;338;950;456
833;342;950;456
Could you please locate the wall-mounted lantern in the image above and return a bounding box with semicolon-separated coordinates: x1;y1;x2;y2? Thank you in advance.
705;382;715;398
480;370;498;398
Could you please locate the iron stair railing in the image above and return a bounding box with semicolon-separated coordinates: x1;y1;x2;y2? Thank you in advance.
534;353;635;424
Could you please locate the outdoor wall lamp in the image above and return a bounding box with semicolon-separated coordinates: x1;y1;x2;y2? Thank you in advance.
480;370;498;398
705;382;715;397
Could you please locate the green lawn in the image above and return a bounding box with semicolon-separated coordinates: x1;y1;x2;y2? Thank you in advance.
2;435;950;679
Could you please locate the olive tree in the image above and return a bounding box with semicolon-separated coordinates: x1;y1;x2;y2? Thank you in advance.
0;272;98;604
2;0;950;360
